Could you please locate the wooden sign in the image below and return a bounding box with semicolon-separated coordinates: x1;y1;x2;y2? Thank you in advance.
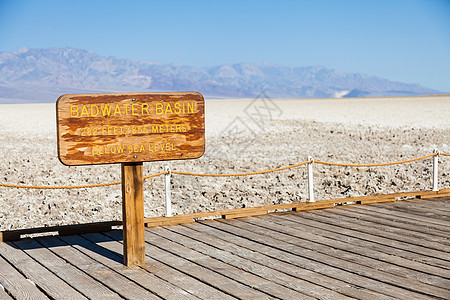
57;92;205;166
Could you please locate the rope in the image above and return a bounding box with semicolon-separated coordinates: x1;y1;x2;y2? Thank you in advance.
0;181;121;189
0;152;447;189
315;153;436;167
0;171;168;190
171;161;311;177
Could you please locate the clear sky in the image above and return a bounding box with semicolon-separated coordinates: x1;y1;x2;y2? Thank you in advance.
0;0;449;92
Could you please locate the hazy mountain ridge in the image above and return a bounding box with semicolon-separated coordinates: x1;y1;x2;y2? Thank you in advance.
0;47;441;103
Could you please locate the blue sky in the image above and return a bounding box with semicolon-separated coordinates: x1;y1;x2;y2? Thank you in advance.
0;0;449;91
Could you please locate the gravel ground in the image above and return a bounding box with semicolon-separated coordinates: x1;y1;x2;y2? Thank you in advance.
0;96;449;230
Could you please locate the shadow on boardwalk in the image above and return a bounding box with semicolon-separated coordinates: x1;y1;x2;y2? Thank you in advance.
0;197;449;299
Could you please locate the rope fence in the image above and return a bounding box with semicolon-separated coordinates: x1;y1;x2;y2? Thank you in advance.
1;150;448;217
0;152;448;190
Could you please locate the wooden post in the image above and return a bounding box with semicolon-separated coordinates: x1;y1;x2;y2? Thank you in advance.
121;162;145;267
432;149;439;192
164;166;172;217
307;156;315;202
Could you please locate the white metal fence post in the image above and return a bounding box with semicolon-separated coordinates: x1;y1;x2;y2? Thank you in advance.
432;149;439;192
164;166;172;217
307;156;315;202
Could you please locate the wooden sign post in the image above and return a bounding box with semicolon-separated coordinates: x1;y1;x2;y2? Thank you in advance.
56;92;205;267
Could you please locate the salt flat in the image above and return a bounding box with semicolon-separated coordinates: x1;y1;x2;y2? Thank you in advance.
1;95;449;136
0;95;449;230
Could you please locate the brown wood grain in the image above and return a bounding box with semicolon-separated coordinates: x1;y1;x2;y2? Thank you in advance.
121;162;145;267
57;92;205;165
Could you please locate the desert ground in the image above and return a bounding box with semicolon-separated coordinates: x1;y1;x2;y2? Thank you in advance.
0;95;449;230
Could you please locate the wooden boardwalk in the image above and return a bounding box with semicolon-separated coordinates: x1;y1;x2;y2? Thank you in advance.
0;197;449;299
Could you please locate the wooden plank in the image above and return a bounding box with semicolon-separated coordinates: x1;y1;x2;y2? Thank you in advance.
355;203;450;230
0;287;12;300
261;214;450;289
61;234;195;299
121;162;145;267
360;197;396;204
348;205;450;235
385;203;450;222
402;199;450;215
37;235;160;299
168;223;388;299
421;193;450;199
13;238;122;299
151;226;332;299
57;92;205;166
143;236;268;298
297;211;450;268
227;216;450;299
332;206;450;242
311;209;450;256
318;209;449;252
76;232;200;300
223;210;268;219
101;230;236;300
0;242;87;299
293;210;450;270
399;198;450;213
0;254;49;299
419;197;450;206
405;199;450;212
144;228;309;300
143;191;449;228
395;199;450;213
275;213;450;280
205;220;430;299
145;216;196;227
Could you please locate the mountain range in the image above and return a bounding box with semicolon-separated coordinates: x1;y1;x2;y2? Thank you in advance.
0;47;442;103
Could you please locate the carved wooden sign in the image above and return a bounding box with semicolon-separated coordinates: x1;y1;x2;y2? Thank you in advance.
57;92;205;166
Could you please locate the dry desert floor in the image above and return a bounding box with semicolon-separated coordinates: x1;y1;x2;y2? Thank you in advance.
0;95;449;230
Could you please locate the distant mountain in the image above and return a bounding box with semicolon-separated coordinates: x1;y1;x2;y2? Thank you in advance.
0;47;442;103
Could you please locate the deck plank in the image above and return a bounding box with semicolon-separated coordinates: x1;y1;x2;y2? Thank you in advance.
100;230;237;300
275;213;450;280
144;227;309;300
293;209;450;270
0;241;87;299
13;238;122;299
60;233;197;300
216;216;448;299
170;222;391;299
311;209;450;254
344;205;450;236
205;219;433;299
0;196;448;299
368;202;450;228
152;226;334;299
408;200;450;213
100;229;267;298
37;235;160;299
330;207;450;245
256;214;450;290
307;209;450;262
372;202;450;223
0;254;49;299
145;237;268;298
0;288;12;300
